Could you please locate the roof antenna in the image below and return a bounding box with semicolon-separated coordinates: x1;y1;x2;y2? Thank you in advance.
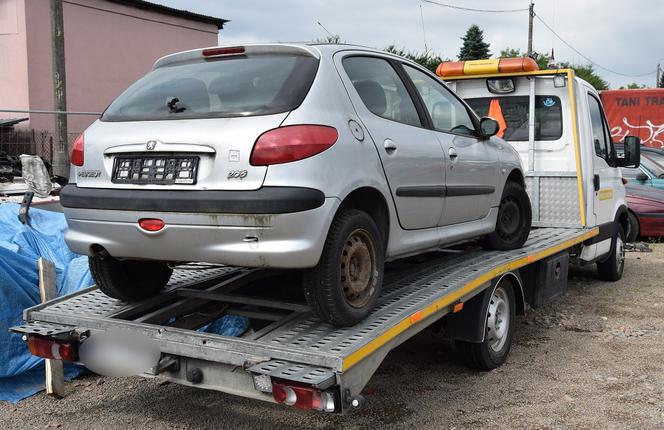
420;4;428;53
317;21;334;39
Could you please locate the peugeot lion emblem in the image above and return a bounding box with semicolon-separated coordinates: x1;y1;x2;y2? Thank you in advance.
146;140;157;151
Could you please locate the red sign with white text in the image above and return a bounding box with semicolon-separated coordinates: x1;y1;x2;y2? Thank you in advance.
600;89;664;148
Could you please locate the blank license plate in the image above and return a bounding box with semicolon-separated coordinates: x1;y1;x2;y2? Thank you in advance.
112;155;199;185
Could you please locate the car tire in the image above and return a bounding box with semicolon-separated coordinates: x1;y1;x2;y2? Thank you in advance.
596;226;625;282
626;211;640;243
455;280;516;370
482;181;532;251
303;209;384;327
89;255;173;302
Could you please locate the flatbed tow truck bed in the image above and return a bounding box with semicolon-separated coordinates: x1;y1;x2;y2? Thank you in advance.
11;227;597;413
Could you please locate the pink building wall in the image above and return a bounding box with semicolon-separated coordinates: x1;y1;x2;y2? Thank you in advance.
0;0;30;118
2;0;220;133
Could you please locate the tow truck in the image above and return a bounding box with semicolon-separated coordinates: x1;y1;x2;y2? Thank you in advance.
11;57;641;414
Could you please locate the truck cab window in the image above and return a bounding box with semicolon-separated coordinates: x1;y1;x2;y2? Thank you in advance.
587;94;614;163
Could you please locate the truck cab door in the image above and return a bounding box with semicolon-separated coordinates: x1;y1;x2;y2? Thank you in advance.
587;92;623;257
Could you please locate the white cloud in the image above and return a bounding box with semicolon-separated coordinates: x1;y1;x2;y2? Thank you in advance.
155;0;664;88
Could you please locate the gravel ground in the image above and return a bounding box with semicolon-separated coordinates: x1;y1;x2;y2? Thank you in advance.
2;244;663;430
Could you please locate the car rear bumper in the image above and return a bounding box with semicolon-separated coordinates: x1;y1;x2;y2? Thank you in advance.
60;185;325;214
636;212;664;237
62;188;338;268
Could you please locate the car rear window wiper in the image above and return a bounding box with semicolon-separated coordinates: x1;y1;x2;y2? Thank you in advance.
167;97;186;113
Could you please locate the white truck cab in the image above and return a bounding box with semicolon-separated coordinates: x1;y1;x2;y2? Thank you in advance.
439;58;641;278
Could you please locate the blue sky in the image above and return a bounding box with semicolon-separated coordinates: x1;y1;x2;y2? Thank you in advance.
154;0;664;89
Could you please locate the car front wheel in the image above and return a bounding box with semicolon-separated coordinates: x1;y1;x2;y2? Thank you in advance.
303;209;384;327
89;254;173;302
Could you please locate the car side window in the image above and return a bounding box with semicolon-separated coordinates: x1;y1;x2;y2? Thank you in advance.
402;64;476;136
342;56;421;127
587;94;613;162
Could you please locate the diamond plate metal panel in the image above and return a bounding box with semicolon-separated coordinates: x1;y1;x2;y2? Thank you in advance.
526;176;581;226
44;265;241;318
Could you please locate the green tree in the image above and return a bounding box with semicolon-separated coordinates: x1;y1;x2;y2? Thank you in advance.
499;47;551;70
559;62;609;90
313;34;342;44
659;72;664;88
620;82;647;90
458;25;491;61
384;45;449;73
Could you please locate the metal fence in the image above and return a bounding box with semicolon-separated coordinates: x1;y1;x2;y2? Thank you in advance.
0;128;79;164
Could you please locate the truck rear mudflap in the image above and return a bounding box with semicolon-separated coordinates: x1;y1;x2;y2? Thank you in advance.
11;227;598;414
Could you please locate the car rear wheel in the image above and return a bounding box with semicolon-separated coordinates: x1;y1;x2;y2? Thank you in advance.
303;209;384;327
89;254;172;302
626;211;640;243
482;181;532;250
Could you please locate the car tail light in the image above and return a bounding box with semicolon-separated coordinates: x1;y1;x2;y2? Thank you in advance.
250;125;338;166
202;46;245;57
27;336;78;362
138;218;165;232
71;134;84;166
272;380;336;412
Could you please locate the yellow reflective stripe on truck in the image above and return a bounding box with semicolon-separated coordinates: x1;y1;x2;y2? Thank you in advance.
341;227;599;371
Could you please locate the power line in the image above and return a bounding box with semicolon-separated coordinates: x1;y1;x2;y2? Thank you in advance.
534;13;656;78
419;0;528;13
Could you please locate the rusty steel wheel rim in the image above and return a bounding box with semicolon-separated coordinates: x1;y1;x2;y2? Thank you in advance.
340;228;378;309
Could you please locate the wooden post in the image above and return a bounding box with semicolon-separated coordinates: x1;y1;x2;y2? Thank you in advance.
38;257;65;397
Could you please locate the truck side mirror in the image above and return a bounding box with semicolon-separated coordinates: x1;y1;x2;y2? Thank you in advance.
616;136;640;168
479;117;499;139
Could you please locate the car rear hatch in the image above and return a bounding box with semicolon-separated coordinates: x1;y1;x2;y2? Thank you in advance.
74;45;320;191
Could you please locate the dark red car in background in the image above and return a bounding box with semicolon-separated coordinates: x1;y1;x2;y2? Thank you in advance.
626;182;664;241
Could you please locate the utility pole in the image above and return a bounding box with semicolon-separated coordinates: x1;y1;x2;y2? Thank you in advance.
527;1;534;57
657;63;661;88
50;0;69;178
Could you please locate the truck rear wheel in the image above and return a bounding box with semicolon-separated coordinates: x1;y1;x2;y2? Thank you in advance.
482;181;532;251
456;280;516;370
89;254;172;302
596;227;625;281
303;209;384;327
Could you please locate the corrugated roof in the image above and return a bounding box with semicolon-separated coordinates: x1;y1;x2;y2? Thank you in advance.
106;0;228;29
0;118;29;128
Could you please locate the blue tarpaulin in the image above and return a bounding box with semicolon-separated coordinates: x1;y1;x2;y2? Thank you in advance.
0;202;249;403
0;203;92;403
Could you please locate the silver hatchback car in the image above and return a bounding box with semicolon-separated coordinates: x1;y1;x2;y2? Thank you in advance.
61;44;531;326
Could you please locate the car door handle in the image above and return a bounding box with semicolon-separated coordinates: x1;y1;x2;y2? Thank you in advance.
449;147;458;161
384;139;397;152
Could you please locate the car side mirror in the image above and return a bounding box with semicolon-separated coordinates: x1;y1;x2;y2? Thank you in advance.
636;172;649;182
616;136;640;168
479;117;499;139
20;155;52;197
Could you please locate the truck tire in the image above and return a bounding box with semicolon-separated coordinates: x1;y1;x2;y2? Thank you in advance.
626;211;639;243
482;181;532;251
89;255;172;302
596;226;625;281
455;280;515;370
303;209;384;327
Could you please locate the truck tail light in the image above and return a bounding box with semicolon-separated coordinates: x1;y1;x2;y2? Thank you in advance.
27;336;78;362
138;218;165;232
250;125;338;166
71;134;84;166
272;380;336;412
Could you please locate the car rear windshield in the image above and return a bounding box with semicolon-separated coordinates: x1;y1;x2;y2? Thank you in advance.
101;54;319;121
465;96;563;141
